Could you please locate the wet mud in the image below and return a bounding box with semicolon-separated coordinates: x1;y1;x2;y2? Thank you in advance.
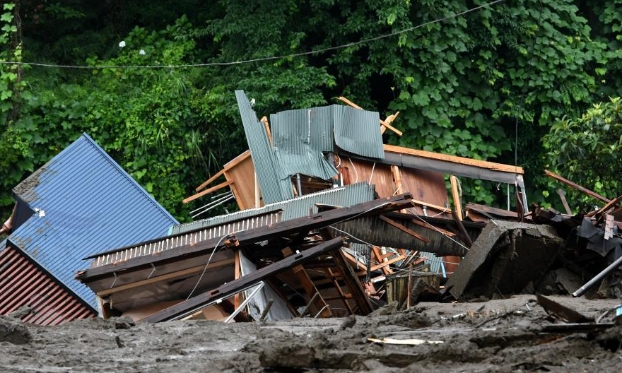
1;295;621;372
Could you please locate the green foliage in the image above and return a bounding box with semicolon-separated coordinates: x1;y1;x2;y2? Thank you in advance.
4;0;622;222
543;97;622;208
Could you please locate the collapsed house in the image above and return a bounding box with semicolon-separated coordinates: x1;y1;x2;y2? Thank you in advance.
73;91;544;322
0;134;178;325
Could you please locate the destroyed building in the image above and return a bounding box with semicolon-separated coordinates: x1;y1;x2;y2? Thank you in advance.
73;91;549;323
0;134;178;325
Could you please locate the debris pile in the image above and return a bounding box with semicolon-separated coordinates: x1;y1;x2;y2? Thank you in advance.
68;91;621;324
1;91;621;328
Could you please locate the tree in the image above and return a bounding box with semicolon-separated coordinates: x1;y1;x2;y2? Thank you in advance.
543;97;622;208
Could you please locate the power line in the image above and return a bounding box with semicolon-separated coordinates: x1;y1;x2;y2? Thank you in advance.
0;0;504;70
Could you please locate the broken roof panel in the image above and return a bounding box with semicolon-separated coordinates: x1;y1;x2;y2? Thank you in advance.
0;244;96;324
271;105;337;180
271;106;334;154
333;105;384;159
8;133;178;309
171;182;376;235
236;90;294;204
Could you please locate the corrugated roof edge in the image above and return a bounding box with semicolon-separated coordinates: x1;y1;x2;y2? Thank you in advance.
12;133;178;226
79;133;179;225
3;239;98;315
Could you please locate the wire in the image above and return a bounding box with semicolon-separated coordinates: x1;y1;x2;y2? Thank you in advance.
329;225;375;247
368;162;376;185
348;157;359;184
186;231;237;299
409;207;471;252
0;0;505;70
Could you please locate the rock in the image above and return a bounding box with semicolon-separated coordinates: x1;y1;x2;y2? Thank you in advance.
0;316;32;345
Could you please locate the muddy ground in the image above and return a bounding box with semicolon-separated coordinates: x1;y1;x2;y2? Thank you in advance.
1;295;621;372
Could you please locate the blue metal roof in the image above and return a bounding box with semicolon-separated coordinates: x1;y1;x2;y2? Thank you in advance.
8;133;178;310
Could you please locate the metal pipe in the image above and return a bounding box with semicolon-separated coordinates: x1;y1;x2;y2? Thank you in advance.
190;192;233;214
225;281;265;323
191;194;235;218
573;255;622;297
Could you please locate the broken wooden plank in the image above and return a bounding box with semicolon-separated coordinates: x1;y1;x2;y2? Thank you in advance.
183;180;234;204
372;246;392;276
545;169;609;203
412;199;451;214
391;165;403;195
140;237;344;322
586;194;622;218
195;169;226;192
379;215;431;243
260;116;273;146
557;189;573;215
336;96;403;137
452;210;473;248
282;247;332;318
450;175;463;220
324;267;355;314
332;248;374;315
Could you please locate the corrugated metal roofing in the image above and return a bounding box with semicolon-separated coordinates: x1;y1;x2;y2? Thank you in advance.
270;106;338;180
91;211;283;267
8;133;178;310
0;245;96;325
172;182;376;235
333;105;384;159
236;91;384;204
235;90;293;204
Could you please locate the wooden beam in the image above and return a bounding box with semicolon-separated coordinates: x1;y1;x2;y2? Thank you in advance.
391;165;403;195
336;96;402;137
557;189;573;215
412;199;451;213
324;267;355;314
586;194;622;218
385;144;524;174
379;215;431;243
234;251;241;308
195;169;225;192
336;96;363;110
332;248;374;315
260;116;273;146
96;258;236;297
282;247;332;318
450;175;463;220
380;112;403;137
369;254;406;272
183;180;234;204
140;237;344;323
544;169;609;203
372;246;392;276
